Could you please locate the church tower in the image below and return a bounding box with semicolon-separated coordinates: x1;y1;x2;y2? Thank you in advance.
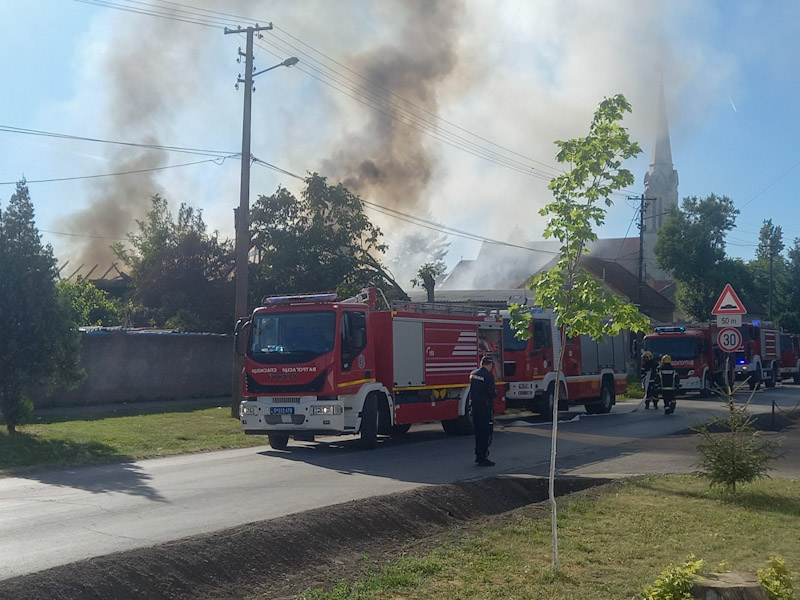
642;83;679;282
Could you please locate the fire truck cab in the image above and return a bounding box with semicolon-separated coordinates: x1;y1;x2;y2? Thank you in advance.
734;322;780;390
779;332;800;384
642;325;729;396
503;307;628;416
235;289;504;450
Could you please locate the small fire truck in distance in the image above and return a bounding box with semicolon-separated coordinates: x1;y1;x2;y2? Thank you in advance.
734;322;780;389
779;332;800;384
503;306;628;415
235;288;504;450
642;325;730;396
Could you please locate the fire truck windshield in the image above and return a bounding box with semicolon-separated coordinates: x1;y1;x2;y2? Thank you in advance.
249;311;336;364
643;337;698;360
503;319;528;351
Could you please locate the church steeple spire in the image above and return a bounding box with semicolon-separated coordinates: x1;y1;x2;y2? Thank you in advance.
642;80;679;281
651;82;674;168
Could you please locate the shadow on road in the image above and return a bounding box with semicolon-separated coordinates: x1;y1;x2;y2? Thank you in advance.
17;460;167;501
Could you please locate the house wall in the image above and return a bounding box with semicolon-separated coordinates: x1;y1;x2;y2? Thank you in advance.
32;330;232;408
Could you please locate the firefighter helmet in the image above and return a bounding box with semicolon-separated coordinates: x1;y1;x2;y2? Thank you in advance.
643;351;653;360
661;354;672;363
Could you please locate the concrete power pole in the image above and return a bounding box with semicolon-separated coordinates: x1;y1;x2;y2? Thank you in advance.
224;24;298;418
226;23;273;418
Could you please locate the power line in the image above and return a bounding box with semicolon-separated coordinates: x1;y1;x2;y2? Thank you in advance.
0;125;238;158
40;229;128;241
0;156;234;186
739;157;800;210
70;0;577;184
250;159;560;256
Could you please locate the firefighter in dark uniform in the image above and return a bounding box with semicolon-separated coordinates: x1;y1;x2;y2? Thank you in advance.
641;351;660;409
469;355;497;466
658;354;680;415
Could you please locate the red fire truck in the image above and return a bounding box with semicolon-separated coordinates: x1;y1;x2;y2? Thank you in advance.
734;322;780;389
235;289;504;450
642;325;730;396
502;307;628;415
779;332;800;384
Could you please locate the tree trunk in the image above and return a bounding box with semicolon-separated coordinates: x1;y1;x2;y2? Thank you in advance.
691;572;770;599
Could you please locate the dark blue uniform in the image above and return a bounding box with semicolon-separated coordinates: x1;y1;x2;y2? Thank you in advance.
641;357;660;408
469;364;497;464
658;362;679;415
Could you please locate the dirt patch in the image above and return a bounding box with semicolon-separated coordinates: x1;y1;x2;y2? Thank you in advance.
0;475;615;600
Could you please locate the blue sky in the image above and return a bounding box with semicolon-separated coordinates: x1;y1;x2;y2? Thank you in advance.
1;0;799;285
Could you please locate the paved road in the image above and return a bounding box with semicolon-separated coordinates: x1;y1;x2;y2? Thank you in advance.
1;387;798;581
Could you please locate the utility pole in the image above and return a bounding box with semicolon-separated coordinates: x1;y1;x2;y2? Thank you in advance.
224;24;298;418
226;23;270;417
632;193;655;371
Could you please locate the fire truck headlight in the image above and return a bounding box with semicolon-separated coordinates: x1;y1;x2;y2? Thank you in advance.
311;404;343;416
241;405;257;416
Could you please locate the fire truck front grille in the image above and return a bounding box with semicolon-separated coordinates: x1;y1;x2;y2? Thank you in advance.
265;414;306;425
271;397;301;403
246;371;327;394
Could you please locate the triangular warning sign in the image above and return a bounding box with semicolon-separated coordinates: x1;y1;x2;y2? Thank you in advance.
712;284;747;315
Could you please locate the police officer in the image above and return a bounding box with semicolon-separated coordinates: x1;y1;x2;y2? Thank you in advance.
469;355;497;466
641;351;660;409
658;354;679;415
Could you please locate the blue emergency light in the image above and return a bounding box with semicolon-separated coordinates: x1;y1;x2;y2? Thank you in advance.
654;326;686;333
262;293;337;305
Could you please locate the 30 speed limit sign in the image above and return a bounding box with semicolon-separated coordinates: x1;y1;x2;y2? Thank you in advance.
717;327;743;352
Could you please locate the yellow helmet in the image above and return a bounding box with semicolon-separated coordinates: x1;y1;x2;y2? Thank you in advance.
643;351;653;360
661;354;672;363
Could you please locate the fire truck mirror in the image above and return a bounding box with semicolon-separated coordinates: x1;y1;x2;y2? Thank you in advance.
234;319;251;356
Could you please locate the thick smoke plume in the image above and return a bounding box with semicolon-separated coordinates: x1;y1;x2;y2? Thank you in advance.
62;10;206;275
320;0;463;213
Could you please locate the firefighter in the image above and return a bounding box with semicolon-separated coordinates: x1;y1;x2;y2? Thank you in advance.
641;351;660;409
658;354;679;415
469;355;497;466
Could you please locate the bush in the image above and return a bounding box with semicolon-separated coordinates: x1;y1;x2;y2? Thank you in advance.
693;400;783;492
640;555;704;600
758;556;797;600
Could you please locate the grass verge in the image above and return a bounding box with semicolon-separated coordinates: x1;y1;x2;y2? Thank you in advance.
296;475;800;600
0;402;267;475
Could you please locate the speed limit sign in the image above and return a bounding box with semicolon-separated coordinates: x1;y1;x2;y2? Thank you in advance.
717;327;743;352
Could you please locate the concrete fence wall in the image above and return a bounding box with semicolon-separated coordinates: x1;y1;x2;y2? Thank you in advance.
33;330;232;408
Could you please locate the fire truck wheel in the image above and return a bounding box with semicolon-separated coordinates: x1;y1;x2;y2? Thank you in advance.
699;373;712;397
455;393;475;435
268;434;289;450
441;419;459;435
390;424;412;435
539;383;556;419
598;382;614;414
794;371;800;385
765;367;777;388
748;369;761;390
359;394;379;449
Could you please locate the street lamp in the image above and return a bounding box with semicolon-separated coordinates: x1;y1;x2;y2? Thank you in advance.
227;24;299;416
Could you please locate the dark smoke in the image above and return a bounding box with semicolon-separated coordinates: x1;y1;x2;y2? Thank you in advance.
321;0;464;212
62;11;206;276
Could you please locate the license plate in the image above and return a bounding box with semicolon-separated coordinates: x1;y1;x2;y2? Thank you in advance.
270;407;295;415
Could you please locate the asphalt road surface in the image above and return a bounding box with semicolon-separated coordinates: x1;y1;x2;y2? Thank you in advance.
1;386;798;581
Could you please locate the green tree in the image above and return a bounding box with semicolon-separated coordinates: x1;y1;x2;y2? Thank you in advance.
0;181;82;433
655;194;739;320
748;219;788;321
509;95;650;570
778;238;800;332
410;261;446;302
250;173;408;302
113;195;234;332
56;277;123;326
